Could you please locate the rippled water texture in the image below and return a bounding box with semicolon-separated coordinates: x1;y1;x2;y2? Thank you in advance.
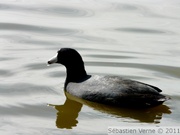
0;0;180;134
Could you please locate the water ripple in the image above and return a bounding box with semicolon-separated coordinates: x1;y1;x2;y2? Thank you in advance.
86;62;180;78
43;6;93;17
86;54;135;59
115;27;174;35
0;104;54;117
0;3;92;17
0;69;14;77
0;83;57;96
1;35;63;46
47;71;66;78
75;34;116;44
0;23;79;35
111;3;180;19
111;3;143;12
25;63;51;70
0;57;16;61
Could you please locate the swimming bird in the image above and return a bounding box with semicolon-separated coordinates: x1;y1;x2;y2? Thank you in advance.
47;48;168;108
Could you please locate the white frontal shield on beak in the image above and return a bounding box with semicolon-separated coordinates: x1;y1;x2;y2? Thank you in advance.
47;53;58;65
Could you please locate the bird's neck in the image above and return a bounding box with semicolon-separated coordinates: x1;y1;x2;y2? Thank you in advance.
65;66;88;88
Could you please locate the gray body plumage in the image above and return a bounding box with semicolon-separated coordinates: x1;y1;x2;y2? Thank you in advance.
66;75;167;107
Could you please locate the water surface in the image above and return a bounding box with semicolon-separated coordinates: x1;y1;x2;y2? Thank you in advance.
0;0;180;134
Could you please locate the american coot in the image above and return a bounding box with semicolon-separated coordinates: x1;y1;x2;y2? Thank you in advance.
47;48;169;108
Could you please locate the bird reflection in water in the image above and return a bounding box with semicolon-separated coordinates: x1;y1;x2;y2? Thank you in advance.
49;98;82;129
49;92;171;129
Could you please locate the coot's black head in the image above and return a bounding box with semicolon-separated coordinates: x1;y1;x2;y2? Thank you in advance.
48;48;88;86
48;48;84;67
